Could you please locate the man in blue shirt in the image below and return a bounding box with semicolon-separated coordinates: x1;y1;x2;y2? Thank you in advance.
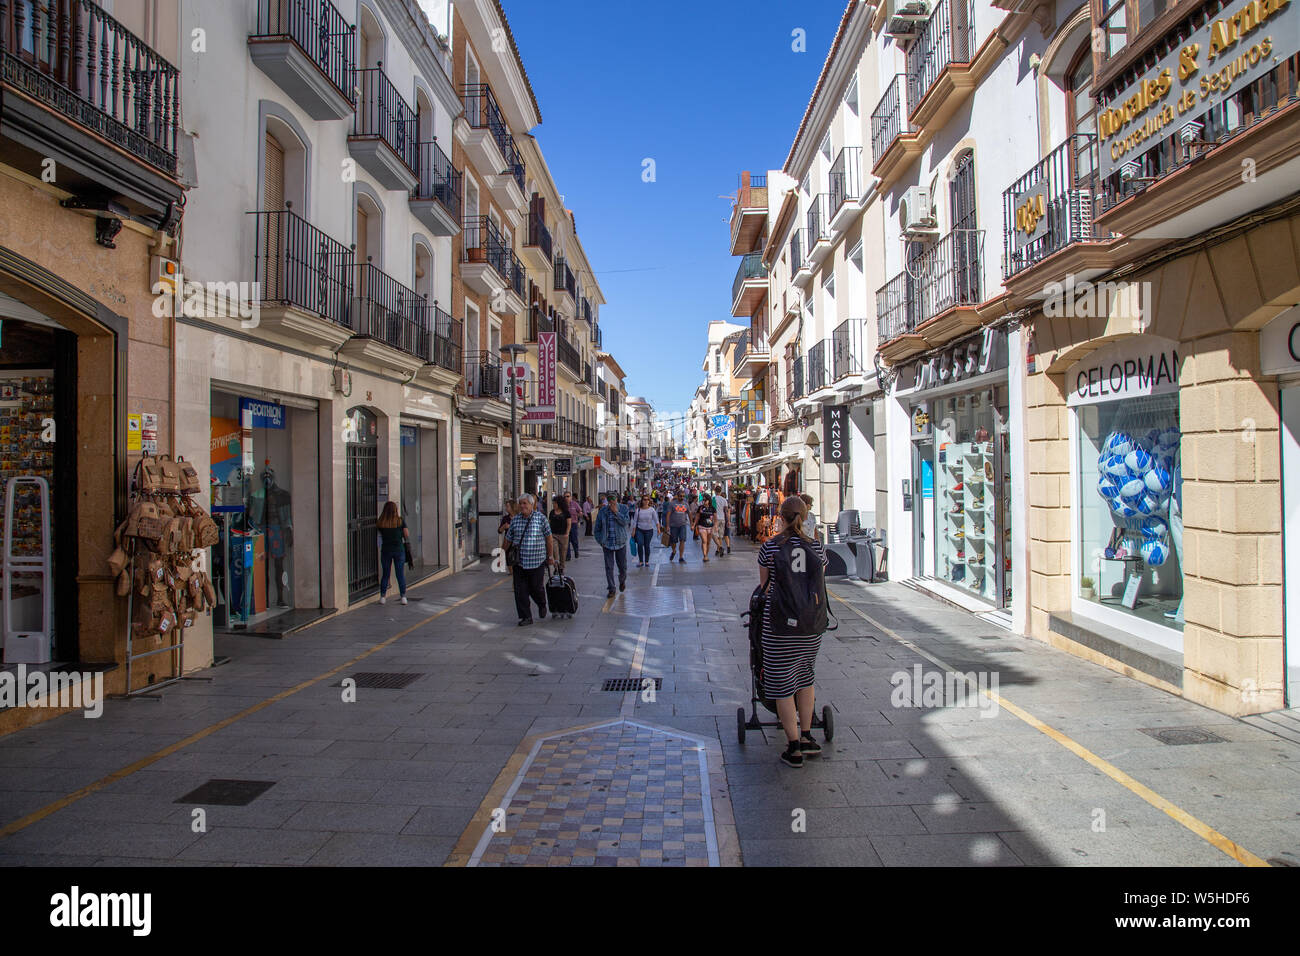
504;494;555;626
593;493;630;598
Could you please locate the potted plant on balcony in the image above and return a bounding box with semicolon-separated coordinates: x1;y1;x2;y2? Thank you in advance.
1079;576;1095;602
467;245;487;263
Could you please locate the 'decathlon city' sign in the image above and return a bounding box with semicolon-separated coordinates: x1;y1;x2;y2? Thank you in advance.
1097;0;1300;178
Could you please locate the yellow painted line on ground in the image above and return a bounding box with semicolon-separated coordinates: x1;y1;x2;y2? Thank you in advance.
0;578;504;841
832;590;1271;868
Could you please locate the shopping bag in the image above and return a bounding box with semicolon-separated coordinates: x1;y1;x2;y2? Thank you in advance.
630;536;638;557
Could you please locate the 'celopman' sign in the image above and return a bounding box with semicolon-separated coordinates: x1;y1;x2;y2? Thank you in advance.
1097;0;1299;178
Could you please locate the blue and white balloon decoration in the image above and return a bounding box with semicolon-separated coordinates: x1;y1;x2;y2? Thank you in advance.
1096;425;1180;565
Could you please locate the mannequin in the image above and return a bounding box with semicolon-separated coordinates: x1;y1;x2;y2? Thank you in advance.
249;463;293;608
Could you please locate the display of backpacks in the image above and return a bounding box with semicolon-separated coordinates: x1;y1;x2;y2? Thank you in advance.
767;531;834;637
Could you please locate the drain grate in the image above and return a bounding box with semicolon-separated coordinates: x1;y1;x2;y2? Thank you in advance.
1138;726;1227;746
176;779;276;806
602;677;663;692
334;672;424;690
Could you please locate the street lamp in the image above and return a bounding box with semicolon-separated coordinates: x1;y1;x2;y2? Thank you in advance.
504;343;527;502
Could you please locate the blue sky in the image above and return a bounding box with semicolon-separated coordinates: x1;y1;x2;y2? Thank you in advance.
503;0;838;441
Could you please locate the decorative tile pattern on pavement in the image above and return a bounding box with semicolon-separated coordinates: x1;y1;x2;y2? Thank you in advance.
469;719;718;867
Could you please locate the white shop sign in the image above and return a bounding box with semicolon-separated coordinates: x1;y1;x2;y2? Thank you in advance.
1067;337;1181;407
1259;306;1300;377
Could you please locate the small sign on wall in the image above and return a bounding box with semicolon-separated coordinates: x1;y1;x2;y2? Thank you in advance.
127;413;142;452
141;412;158;455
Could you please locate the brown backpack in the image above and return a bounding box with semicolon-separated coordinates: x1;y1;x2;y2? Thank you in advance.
175;456;202;495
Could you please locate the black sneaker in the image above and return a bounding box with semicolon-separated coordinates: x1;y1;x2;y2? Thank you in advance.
799;732;822;757
619;579;626;592
518;618;532;627
607;587;616;598
780;741;804;768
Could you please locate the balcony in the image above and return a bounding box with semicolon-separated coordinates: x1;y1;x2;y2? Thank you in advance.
592;323;602;350
1002;134;1111;296
1;0;183;230
348;66;417;190
522;209;553;272
870;74;920;187
807;340;831;395
731;253;767;317
734;328;770;376
409;140;461;237
577;361;595;394
250;206;354;348
249;0;355;120
806;194;832;265
876;227;985;363
491;250;526;318
769;378;791;425
557;334;581;377
523;417;598;449
458;84;525;217
789;229;814;291
428;305;462;376
832;318;871;385
341;261;429;373
905;0;981;132
553;257;576;310
729;172;769;255
829;147;871;234
463;351;509;420
525;305;554;342
460;216;509;298
790;356;806;401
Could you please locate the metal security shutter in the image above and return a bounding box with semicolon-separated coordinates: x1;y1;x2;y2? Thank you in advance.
460;420;497;450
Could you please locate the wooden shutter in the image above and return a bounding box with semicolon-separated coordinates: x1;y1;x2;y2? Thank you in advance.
264;133;285;298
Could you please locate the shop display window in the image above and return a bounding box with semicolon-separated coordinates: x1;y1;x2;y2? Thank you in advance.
1076;393;1183;630
932;391;999;602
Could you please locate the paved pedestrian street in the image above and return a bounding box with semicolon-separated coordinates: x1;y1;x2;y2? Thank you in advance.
0;537;1297;867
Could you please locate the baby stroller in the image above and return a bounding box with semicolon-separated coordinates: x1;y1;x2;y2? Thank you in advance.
737;585;833;745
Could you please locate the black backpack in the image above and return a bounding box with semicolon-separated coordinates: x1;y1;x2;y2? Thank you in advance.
767;532;832;636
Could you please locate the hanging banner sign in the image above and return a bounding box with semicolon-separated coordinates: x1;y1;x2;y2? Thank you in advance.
504;363;529;402
538;332;557;408
825;405;850;464
710;414;734;428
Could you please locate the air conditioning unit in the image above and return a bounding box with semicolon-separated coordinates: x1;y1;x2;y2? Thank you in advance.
745;423;769;443
711;446;726;461
887;0;932;37
900;186;938;236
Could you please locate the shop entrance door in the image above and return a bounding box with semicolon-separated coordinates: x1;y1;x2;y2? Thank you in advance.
913;438;934;578
400;425;422;572
346;407;379;600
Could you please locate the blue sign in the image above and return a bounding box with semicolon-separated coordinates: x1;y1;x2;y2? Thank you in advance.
240;398;285;430
710;414;734;428
400;425;417;446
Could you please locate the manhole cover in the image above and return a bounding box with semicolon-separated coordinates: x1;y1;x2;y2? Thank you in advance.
334;672;424;690
602;677;663;692
176;779;276;806
1138;727;1227;746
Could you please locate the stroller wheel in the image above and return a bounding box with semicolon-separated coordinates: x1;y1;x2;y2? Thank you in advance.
822;705;834;743
736;707;746;745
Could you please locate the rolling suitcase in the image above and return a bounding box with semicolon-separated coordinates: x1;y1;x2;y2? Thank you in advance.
546;568;579;618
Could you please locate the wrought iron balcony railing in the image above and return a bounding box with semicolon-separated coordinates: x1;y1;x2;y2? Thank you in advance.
461;83;523;188
354;66;417;173
430;304;462;373
906;0;976;116
807;340;829;393
830;146;863;212
414;139;461;217
3;0;181;173
1003;134;1105;279
807;194;830;246
877;228;985;342
553;257;576;298
464;351;502;400
508;249;525;299
557;334;581;375
526;209;553;262
252;0;355;105
250;205;353;326
461;216;509;281
790;355;805;400
351;261;428;358
832;318;870;380
526;306;554;342
870;74;910;165
789;229;805;275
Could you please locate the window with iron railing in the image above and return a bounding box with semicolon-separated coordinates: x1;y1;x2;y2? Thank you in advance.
807;195;831;245
1002;134;1106;279
352;260;429;359
464;351;502;399
832;318;870;380
414;139;461;216
461;216;509;280
430;305;462;373
807;340;829;392
250;205;353;326
870;75;910;165
830;146;863;211
354;66;418;173
906;0;977;116
732;253;767;304
526;210;553;261
252;0;355;105
5;0;182;173
876;228;985;342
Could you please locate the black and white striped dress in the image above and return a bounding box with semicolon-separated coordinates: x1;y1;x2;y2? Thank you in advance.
757;534;829;700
